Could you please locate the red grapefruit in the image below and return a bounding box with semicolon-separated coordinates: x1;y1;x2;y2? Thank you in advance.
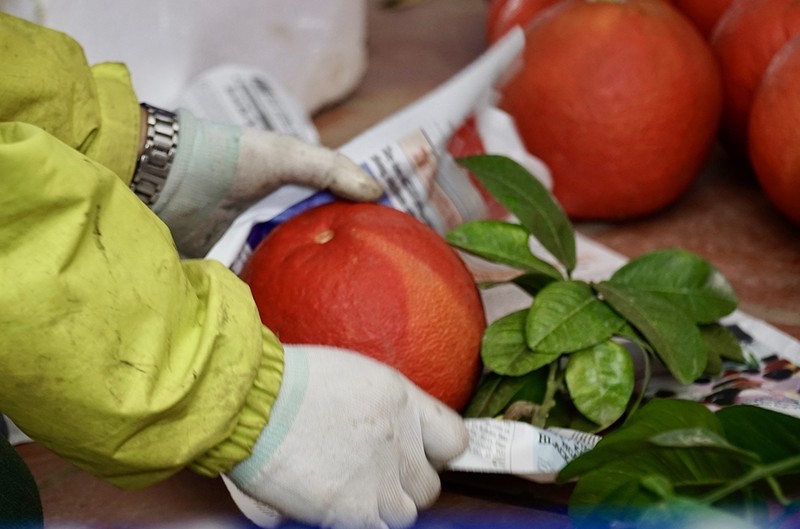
241;201;487;411
711;0;800;156
485;0;561;44
499;0;722;220
667;0;733;37
748;35;800;225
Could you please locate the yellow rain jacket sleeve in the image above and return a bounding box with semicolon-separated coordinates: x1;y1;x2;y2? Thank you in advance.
0;126;285;489
0;12;138;182
0;14;284;489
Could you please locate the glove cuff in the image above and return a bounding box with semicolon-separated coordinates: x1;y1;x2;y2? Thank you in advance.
151;108;241;257
228;345;310;487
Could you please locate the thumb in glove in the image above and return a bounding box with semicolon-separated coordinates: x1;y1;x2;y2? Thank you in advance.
225;344;469;529
151;109;383;257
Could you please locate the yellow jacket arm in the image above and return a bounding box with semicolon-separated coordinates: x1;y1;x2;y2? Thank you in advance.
0;122;283;489
0;12;140;182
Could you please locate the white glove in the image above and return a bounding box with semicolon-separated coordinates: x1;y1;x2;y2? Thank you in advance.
225;344;469;529
151;109;383;257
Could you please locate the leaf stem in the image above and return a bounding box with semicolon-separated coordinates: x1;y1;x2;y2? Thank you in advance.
700;454;800;505
766;476;790;506
532;360;561;428
624;349;651;425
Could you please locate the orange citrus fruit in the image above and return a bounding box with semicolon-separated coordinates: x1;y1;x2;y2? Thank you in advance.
711;0;800;156
241;201;487;411
485;0;561;44
748;35;800;225
499;0;722;220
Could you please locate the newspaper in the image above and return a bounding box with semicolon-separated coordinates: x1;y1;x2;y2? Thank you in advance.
445;419;600;483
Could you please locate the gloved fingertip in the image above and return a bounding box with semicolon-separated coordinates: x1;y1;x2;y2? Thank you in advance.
221;474;284;528
360;177;386;201
331;173;384;202
378;488;419;529
326;153;384;202
401;458;442;509
419;399;470;465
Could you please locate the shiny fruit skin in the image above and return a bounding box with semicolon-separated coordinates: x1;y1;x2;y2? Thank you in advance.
668;0;733;37
485;0;562;44
500;0;723;220
748;36;800;225
241;201;487;411
711;0;800;155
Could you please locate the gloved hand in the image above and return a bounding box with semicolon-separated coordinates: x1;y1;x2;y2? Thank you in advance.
225;344;470;529
151;109;383;257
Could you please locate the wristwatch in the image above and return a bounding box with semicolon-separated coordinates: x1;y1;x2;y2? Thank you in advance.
130;103;179;205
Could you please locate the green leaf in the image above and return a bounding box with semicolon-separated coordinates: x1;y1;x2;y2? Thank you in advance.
543;392;581;429
526;280;625;354
477;273;557;294
639;474;676;500
608;249;738;323
595;281;707;384
508;369;549;405
446;220;563;278
481;310;559;375
559;399;724;481
568;471;659;529
565;340;634;429
717;405;800;466
649;428;759;463
703;341;723;377
463;373;525;418
563;409;770;520
568;450;748;529
700;324;746;364
510;272;559;296
457;154;576;273
463;370;548;418
635;497;759;529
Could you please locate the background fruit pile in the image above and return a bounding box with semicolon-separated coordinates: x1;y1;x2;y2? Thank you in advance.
487;0;800;225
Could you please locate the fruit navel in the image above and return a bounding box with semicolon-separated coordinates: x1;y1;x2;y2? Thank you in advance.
314;229;335;244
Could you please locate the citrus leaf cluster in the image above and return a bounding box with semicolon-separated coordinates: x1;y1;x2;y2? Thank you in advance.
447;154;741;431
557;399;800;529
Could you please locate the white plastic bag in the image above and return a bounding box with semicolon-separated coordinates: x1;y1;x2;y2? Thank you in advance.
0;0;367;113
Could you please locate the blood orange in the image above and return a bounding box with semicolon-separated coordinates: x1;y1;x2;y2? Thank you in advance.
241;201;487;411
499;0;722;220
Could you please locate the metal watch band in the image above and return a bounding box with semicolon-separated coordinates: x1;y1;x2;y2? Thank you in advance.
130;103;179;205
